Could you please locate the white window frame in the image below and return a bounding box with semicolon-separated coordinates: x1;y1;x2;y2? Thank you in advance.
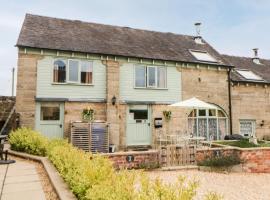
52;59;94;85
239;119;256;137
134;65;167;89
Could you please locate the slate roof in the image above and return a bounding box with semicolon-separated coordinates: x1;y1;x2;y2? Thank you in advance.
223;54;270;84
17;14;231;67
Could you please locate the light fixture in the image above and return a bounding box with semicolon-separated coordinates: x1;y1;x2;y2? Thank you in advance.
111;96;116;105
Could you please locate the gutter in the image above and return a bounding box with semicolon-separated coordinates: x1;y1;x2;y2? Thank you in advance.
228;68;233;135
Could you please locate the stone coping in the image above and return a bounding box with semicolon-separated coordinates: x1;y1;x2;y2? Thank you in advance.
199;140;270;151
7;149;76;200
102;149;159;156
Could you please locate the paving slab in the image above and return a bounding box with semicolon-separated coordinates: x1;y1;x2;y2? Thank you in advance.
0;160;46;200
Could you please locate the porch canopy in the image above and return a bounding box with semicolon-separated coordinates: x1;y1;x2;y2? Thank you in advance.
168;97;217;109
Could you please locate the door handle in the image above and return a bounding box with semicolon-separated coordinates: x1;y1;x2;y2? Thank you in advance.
59;124;62;128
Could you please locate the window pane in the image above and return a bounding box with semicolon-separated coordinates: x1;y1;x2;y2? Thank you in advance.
69;60;79;82
190;51;217;62
147;67;156;87
209;109;216;116
218;110;226;117
188;109;197;117
53;60;66;83
157;67;166;88
129;109;148;120
198;109;206;116
240;121;254;137
135;66;146;87
81;61;93;84
41;106;60;120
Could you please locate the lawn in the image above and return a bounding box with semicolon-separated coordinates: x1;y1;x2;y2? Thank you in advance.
215;139;270;148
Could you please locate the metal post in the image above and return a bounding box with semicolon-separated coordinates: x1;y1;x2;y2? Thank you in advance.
11;67;15;96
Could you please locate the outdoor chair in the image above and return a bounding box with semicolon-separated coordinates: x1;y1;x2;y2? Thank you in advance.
0;135;15;164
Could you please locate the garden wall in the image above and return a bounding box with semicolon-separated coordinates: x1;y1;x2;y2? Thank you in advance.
103;150;159;169
196;147;270;173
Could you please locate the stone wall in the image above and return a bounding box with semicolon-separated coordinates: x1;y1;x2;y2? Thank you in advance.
64;102;106;138
196;146;270;173
231;84;270;139
16;53;42;129
104;150;159;169
0;96;16;133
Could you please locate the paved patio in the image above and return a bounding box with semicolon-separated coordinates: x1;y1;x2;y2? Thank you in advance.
0;160;46;200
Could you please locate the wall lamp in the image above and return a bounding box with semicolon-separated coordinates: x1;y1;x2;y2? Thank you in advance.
111;96;116;105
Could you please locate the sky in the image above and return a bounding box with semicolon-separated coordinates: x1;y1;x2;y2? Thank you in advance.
0;0;270;96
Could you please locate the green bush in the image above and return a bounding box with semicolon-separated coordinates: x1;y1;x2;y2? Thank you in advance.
9;128;48;156
216;139;270;148
198;153;241;167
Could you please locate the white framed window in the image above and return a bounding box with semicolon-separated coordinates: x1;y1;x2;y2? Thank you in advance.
239;120;256;137
235;69;263;81
54;59;93;85
190;50;217;63
135;65;167;89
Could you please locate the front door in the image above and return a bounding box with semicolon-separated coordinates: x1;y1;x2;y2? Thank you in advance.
35;102;64;138
126;105;151;146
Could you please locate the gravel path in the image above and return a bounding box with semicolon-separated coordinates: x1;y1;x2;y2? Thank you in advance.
147;170;270;200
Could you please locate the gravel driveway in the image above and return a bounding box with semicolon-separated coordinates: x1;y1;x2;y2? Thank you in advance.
147;170;270;200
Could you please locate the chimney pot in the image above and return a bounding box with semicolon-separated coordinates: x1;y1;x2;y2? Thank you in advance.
252;48;260;64
194;22;203;44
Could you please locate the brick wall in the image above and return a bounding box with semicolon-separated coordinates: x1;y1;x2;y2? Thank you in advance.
103;150;159;169
196;147;270;173
16;53;43;129
231;84;270;139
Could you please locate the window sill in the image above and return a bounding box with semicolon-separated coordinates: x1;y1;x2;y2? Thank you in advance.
134;87;168;90
52;82;94;86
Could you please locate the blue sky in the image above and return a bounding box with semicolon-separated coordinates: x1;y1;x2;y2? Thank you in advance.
0;0;270;96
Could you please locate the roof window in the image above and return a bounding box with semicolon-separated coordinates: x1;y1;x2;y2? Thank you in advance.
190;50;217;63
236;69;263;81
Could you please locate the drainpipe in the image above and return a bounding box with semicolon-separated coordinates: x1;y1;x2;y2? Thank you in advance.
228;68;233;135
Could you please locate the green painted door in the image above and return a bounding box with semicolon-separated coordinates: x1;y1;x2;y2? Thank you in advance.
35;102;64;138
126;105;151;146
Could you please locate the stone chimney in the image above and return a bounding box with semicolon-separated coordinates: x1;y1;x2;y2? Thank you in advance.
252;48;261;64
194;22;203;44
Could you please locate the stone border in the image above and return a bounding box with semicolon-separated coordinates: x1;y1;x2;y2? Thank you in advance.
7;149;76;200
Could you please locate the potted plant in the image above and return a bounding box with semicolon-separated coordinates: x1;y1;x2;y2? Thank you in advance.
82;106;94;122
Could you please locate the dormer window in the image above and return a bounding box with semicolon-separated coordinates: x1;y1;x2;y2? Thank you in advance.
190;50;217;63
235;69;263;81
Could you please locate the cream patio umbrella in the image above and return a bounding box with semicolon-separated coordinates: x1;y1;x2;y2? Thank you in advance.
169;97;218;139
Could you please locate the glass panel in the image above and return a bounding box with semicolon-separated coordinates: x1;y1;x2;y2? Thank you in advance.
135;66;146;87
81;61;93;84
218;110;226;117
218;118;227;140
53;60;66;83
209;109;216;117
147;67;156;87
188;109;197;117
69;60;79;82
198;118;207;138
236;70;263;81
41;106;60;120
198;109;206;116
129;109;148;120
209;118;217;140
188;118;197;136
157;67;166;88
190;51;217;62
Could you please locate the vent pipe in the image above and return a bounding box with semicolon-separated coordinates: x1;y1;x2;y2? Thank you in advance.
194;22;203;44
252;48;260;64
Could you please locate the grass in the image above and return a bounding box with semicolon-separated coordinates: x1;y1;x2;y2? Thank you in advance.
215;139;270;148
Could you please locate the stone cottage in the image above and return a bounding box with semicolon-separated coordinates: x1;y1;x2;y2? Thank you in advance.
16;14;233;150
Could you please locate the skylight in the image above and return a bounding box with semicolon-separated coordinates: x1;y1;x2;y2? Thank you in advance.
190;50;217;63
236;69;263;81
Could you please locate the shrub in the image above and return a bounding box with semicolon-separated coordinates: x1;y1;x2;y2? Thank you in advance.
9;128;48;156
216;138;270;148
198;153;241;167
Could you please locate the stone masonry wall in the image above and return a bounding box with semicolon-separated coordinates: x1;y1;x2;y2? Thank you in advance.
64;102;106;138
231;84;270;139
16;53;43;129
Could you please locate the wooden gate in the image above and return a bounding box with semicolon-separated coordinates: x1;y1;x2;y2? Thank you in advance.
159;145;196;167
